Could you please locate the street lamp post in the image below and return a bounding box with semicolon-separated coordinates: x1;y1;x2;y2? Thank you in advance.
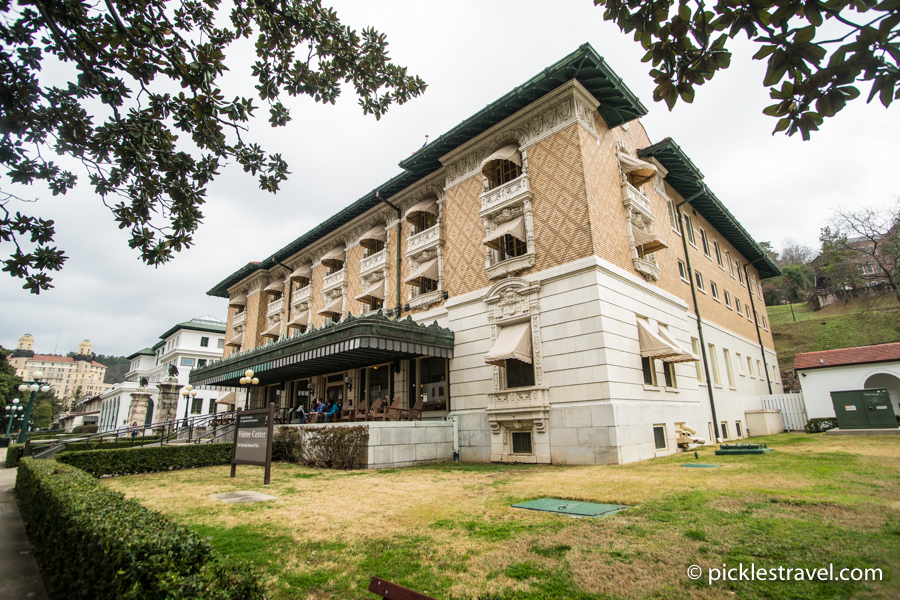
181;385;197;427
4;398;23;438
16;371;51;443
239;369;259;410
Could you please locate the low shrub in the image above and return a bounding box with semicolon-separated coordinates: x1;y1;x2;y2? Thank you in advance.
71;424;98;434
300;424;368;469
273;426;304;463
16;459;266;600
5;443;24;468
805;418;838;433
57;443;233;477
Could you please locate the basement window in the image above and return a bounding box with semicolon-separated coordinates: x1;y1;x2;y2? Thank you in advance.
511;431;533;454
653;425;667;450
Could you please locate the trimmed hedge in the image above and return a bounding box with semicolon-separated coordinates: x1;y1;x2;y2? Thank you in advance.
806;418;838;433
5;443;24;468
56;443;233;477
16;459;266;599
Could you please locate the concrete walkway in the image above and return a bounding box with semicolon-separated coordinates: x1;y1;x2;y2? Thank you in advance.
0;449;51;600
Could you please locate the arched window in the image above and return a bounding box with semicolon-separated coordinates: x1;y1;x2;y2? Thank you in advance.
481;144;522;190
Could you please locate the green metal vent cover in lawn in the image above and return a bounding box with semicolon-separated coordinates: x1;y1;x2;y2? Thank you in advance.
512;498;626;517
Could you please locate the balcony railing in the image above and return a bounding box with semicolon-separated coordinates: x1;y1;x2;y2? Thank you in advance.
232;311;246;327
322;269;346;292
633;257;660;281
480;174;530;212
622;181;653;217
486;386;549;413
360;249;387;276
266;298;284;318
406;226;440;256
292;285;311;306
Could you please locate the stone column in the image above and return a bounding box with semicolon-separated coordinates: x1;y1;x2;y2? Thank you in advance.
127;389;153;427
155;377;181;429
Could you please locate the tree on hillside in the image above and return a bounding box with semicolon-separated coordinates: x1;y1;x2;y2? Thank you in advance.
781;263;817;302
593;1;900;139
779;238;816;267
818;202;900;300
32;402;52;429
1;1;426;293
0;345;23;411
95;355;132;384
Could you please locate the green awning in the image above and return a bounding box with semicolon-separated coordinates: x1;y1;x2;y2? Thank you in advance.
189;311;453;388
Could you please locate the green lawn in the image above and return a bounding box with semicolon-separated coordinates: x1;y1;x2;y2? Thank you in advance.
104;433;900;600
771;308;900;370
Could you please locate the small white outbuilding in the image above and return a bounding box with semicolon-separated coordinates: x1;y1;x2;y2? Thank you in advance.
795;342;900;419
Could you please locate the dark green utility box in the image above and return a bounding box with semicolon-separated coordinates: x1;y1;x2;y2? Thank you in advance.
830;388;898;430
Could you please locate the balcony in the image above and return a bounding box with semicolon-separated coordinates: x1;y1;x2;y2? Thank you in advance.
406;226;441;257
322;269;346;293
232;311;247;328
622;181;653;220
292;285;311;306
360;248;387;277
485;386;550;433
266;298;284;318
633;257;660;281
480;174;530;213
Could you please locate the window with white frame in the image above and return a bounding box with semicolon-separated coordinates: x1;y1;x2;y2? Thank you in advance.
684;214;696;246
713;240;723;268
723;348;735;388
708;343;721;386
653;424;667;450
727;251;734;276
736;352;744;375
724;290;732;308
678;259;688;282
735;298;743;315
711;281;720;301
695;270;705;292
700;228;711;257
692;338;704;384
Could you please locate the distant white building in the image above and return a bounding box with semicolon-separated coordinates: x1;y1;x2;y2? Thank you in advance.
98;317;231;431
795;342;900;419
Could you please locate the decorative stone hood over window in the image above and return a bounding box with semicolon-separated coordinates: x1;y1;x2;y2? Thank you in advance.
228;294;246;309
484;321;532;367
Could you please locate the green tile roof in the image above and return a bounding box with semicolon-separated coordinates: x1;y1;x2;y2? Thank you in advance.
126;348;155;360
206;43;647;298
638;139;781;279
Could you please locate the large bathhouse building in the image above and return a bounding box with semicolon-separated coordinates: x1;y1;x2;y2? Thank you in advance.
190;44;780;465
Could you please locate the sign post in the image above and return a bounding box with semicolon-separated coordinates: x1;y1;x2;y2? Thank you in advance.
230;402;275;485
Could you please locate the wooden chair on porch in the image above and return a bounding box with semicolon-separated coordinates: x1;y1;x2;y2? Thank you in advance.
401;398;424;421
361;398;383;422
338;401;353;422
383;396;404;421
353;399;370;422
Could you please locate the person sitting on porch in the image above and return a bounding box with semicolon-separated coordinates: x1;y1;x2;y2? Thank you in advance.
323;400;341;423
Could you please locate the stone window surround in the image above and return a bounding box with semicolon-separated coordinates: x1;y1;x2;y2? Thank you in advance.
618;140;662;282
483;277;548;461
402;184;446;312
478;147;536;280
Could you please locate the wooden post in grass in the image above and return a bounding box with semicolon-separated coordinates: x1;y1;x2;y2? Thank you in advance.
230;402;275;485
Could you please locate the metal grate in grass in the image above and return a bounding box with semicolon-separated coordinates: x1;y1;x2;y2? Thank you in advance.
512;498;626;517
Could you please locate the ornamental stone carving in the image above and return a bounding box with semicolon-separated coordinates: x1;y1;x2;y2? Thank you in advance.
443;80;601;189
484;277;544;391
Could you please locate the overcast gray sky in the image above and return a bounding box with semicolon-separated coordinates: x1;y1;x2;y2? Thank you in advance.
2;0;898;358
